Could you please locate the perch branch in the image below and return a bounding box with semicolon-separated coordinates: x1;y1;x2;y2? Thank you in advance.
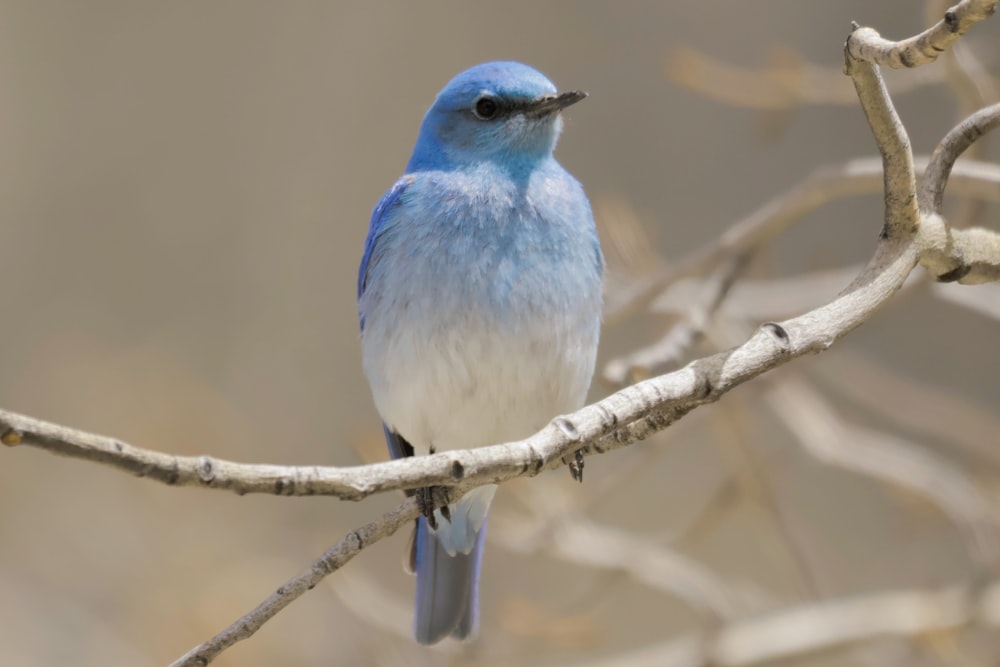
0;221;917;506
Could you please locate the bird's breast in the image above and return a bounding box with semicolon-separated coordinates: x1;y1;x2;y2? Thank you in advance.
360;170;602;454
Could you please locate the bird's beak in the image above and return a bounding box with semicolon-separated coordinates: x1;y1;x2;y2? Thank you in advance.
524;90;588;118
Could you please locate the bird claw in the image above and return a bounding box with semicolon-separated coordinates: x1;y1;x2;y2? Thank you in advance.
416;486;452;529
568;449;585;482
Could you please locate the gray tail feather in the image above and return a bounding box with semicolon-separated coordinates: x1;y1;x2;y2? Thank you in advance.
413;516;487;645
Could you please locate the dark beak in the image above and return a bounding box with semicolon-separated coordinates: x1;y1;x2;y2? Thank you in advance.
525;90;588;118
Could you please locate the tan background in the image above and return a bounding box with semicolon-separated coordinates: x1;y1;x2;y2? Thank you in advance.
1;2;997;666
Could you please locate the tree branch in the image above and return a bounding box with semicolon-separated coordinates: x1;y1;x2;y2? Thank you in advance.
572;579;1000;667
0;227;919;506
603;158;1000;382
918;102;1000;282
846;0;997;70
921;101;1000;214
602;157;1000;326
167;497;419;667
604;252;752;385
845;29;921;239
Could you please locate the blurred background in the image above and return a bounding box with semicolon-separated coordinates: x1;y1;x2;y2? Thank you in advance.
1;1;998;665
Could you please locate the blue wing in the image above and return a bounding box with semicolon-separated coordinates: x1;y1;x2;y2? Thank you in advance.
357;175;413;313
359;177;416;459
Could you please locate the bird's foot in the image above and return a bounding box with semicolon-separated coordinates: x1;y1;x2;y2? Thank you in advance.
416;486;452;530
568;449;585;482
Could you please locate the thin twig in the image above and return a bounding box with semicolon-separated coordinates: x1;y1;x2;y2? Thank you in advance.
490;509;741;621
604;252;752;385
920;102;1000;213
666;45;955;109
603;157;1000;326
168;497;419;667
918;103;1000;283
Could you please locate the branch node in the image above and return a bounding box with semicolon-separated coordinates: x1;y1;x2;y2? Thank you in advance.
1;428;21;446
553;416;581;441
274;478;295;496
945;10;961;32
525;445;545;476
196;456;217;483
761;322;791;349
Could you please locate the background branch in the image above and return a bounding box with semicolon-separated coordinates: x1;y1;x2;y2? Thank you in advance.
572;579;1000;667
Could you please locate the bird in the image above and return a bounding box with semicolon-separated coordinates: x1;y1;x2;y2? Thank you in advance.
357;61;603;645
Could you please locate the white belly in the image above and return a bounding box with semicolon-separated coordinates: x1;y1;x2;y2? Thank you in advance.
364;312;597;455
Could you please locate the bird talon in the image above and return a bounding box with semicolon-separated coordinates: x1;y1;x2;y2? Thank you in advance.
416;487;438;529
569;449;585;482
416;485;453;529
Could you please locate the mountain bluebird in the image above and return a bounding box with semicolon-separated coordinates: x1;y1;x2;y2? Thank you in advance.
358;61;603;645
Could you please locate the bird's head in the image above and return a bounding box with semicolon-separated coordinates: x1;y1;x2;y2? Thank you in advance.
408;61;586;171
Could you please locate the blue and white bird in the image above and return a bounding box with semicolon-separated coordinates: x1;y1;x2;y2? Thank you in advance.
358;61;603;645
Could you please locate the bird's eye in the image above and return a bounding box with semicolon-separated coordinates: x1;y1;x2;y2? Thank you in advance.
473;96;500;120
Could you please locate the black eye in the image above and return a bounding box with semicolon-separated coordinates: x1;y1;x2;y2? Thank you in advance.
473;96;500;120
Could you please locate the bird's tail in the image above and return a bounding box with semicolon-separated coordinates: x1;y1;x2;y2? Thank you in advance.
413;514;487;644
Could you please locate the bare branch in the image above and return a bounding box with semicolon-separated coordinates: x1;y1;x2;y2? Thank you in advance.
491;510;741;621
168;497;419;667
666;45;954;110
916;103;1000;283
604;157;1000;326
814;348;1000;469
920;102;1000;213
845;33;920;238
651;266;868;320
604;253;751;385
846;0;998;69
766;376;1000;568
571;579;1000;667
